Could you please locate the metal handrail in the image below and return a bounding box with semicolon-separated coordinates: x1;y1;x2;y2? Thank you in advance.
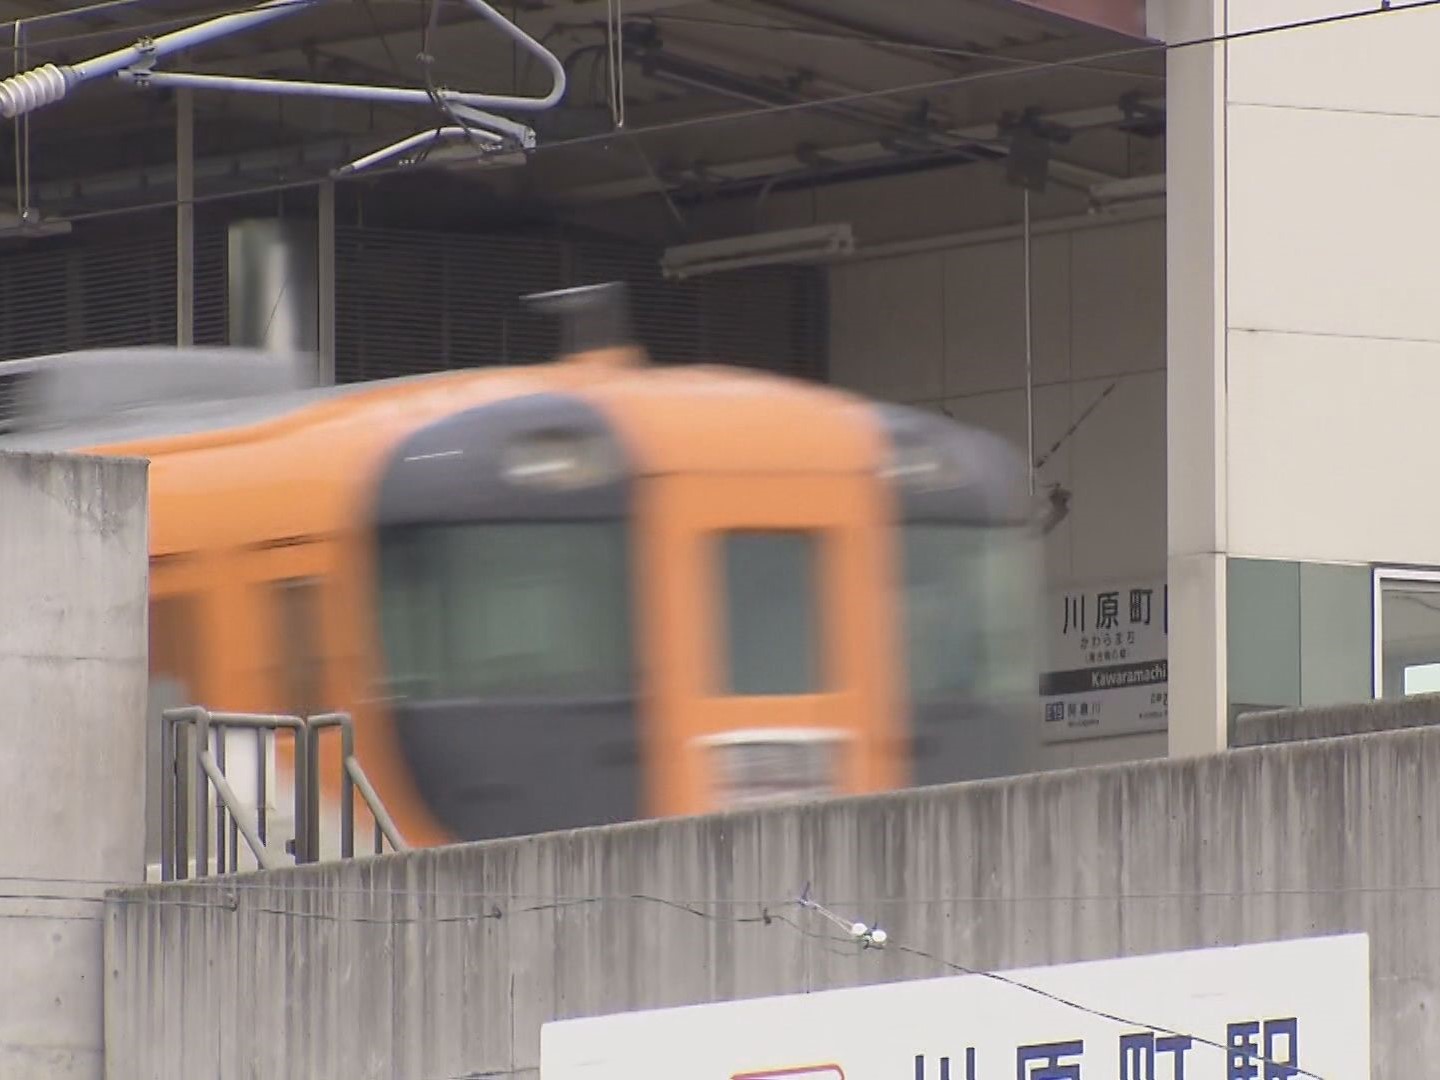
162;707;310;880
308;713;410;857
160;706;405;881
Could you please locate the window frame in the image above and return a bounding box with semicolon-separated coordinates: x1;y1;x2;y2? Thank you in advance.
1370;565;1440;700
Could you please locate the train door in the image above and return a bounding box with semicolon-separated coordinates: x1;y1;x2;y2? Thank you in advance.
147;554;212;877
635;471;905;819
238;537;357;860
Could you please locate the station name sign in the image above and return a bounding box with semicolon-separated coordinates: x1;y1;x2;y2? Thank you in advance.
1041;575;1168;743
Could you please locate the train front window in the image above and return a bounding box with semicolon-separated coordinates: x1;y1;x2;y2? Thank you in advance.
901;525;1039;702
377;522;632;700
722;531;821;696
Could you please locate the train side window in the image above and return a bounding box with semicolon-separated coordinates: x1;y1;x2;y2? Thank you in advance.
150;594;201;702
272;577;323;717
721;531;820;696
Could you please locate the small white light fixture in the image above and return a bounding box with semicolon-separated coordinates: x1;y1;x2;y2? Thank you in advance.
661;223;855;280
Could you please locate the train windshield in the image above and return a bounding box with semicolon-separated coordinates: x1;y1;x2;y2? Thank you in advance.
901;524;1040;703
376;522;632;700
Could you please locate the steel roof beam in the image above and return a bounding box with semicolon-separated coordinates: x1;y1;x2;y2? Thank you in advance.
551;96;1159;205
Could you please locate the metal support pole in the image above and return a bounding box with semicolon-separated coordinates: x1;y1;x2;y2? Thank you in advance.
12;21;28;222
176;88;194;347
1023;187;1036;496
317;180;336;386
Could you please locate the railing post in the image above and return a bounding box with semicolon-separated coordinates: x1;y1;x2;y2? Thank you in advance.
339;717;355;859
160;710;176;882
292;716;310;864
174;719;190;880
255;727;268;850
194;709;211;879
214;722;228;875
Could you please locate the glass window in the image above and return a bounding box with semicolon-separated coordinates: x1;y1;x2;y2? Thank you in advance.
721;532;820;696
378;522;632;700
1226;558;1373;720
1376;571;1440;699
900;525;1039;703
1403;662;1440;696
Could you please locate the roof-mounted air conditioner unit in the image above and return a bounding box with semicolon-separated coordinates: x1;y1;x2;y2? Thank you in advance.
661;223;855;280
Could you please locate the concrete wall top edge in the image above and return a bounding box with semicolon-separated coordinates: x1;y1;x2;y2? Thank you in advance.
1234;692;1440;748
106;718;1440;904
0;447;150;470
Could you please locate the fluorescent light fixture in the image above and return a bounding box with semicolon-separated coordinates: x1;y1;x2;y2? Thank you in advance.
661;223;855;280
1088;173;1165;207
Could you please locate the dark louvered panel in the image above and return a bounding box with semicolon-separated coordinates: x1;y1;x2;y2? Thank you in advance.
698;266;827;381
331;224;828;384
0;217;231;360
0;242;71;359
334;227;564;382
74;228;176;349
568;239;704;366
0;214;826;379
436;233;562;368
335;228;448;382
194;224;229;346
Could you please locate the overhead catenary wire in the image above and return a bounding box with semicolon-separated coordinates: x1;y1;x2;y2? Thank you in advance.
0;0;1432;224
6;867;1440;905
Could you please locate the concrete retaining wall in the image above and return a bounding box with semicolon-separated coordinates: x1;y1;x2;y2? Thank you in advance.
0;451;148;1078
106;696;1440;1080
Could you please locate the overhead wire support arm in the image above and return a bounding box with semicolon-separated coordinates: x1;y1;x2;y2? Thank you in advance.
331;125;501;178
0;0;318;119
0;0;568;154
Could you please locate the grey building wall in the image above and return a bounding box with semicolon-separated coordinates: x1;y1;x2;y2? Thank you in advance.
107;703;1438;1080
0;451;148;1079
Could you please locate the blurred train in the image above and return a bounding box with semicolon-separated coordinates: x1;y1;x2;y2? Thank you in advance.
0;284;1041;853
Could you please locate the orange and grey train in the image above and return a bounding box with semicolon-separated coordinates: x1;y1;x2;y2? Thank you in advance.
0;285;1041;851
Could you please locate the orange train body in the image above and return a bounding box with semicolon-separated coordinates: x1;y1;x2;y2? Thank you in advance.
0;336;1040;854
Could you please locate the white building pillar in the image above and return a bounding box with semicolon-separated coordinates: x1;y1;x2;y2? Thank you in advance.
1165;0;1228;756
1166;0;1440;753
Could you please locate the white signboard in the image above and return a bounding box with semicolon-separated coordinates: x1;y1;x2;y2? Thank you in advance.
1041;575;1168;743
542;934;1370;1080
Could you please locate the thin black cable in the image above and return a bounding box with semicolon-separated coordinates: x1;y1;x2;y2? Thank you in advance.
12;0;1438;225
5;870;1440;905
0;877;1353;1079
891;940;1328;1080
641;10;1167;85
797;893;1330;1080
358;0;413;84
2;0;320;52
515;0;1440;151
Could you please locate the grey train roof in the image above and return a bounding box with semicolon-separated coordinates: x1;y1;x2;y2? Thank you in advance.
0;347;445;452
